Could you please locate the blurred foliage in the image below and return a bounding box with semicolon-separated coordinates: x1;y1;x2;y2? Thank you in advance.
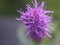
0;0;25;16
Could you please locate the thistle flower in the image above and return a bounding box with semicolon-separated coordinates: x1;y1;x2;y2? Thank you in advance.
16;0;54;41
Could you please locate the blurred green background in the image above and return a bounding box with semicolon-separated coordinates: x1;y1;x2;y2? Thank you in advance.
0;0;60;45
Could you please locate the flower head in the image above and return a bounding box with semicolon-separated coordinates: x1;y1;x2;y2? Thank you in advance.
16;0;54;41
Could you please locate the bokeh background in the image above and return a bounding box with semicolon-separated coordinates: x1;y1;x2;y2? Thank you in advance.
0;0;60;45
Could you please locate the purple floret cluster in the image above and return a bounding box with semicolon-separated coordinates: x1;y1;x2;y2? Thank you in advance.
16;0;54;41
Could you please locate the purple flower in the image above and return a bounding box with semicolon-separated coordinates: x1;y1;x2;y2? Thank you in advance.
16;0;54;41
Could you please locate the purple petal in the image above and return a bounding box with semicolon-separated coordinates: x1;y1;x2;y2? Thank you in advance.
40;1;46;8
45;32;52;38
